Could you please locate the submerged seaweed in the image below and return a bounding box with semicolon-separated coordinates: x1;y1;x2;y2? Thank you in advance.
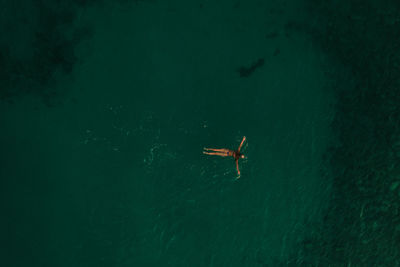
288;0;400;265
0;0;149;106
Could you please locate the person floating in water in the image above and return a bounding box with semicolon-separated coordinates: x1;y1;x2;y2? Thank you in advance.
203;136;246;178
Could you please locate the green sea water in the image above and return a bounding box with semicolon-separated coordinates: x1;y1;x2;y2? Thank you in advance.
2;0;399;266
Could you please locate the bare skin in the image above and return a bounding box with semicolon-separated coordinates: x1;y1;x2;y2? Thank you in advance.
203;136;246;178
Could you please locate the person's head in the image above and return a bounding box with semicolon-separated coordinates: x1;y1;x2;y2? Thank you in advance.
240;154;245;159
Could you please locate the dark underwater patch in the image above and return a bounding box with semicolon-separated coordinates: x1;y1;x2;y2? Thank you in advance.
286;0;400;265
0;0;147;106
237;58;265;78
0;0;93;106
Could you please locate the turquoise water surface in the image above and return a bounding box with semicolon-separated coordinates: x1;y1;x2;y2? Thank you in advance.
2;0;399;266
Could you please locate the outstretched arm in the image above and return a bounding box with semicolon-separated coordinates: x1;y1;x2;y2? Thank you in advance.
237;136;246;152
235;159;240;178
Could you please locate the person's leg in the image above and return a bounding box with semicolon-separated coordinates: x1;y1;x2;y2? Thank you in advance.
203;151;229;157
204;148;228;152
